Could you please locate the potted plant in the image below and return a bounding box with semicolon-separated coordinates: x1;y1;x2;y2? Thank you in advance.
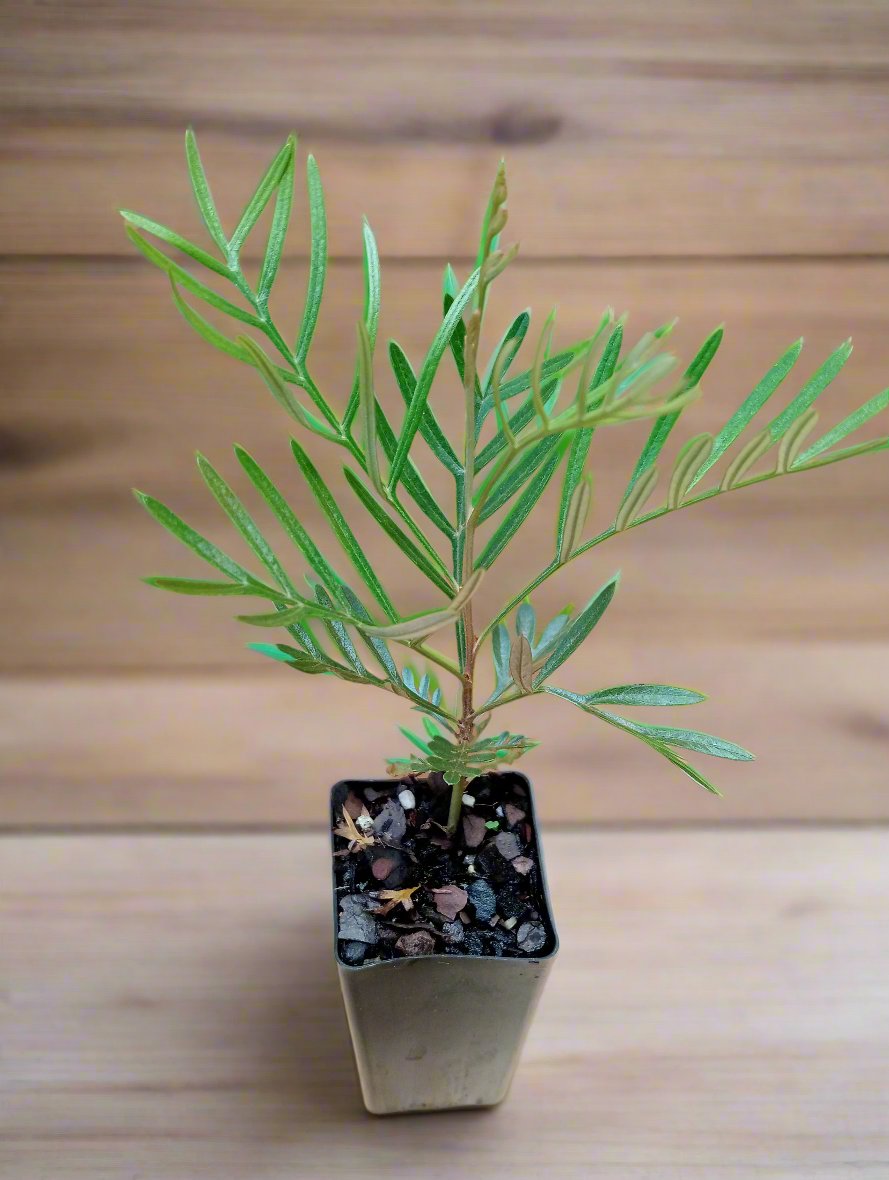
122;131;888;1115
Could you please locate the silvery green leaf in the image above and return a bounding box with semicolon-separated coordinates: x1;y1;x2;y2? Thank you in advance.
688;338;803;490
314;584;367;675
766;339;852;442
389;268;480;492
572;684;706;707
143;577;288;600
533;573;619;685
119;211;230;278
533;608;572;658
477;440;567;568
257;141;295;303
492;623;512;692
516;602;536;644
593;709;754;760
135;490;259;585
290;437;395;620
234;445;342;595
620;326;722;505
794;387;889;466
389;340;462;475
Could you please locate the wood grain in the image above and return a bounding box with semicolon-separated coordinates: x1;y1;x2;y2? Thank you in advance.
2;829;888;1175
3;641;888;826
4;2;889;257
3;259;889;674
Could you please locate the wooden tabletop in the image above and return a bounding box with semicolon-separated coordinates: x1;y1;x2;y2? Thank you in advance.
3;827;888;1178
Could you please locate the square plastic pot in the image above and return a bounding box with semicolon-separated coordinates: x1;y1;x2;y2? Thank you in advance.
331;773;559;1114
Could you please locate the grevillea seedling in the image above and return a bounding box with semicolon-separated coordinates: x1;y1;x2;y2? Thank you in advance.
124;131;889;836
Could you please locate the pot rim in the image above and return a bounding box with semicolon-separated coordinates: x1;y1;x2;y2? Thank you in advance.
330;770;560;972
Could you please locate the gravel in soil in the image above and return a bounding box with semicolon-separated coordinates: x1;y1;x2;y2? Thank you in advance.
332;771;555;965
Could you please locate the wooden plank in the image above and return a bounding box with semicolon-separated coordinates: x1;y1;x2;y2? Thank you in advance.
3;259;889;673
2;641;888;825
4;2;889;256
2;829;888;1176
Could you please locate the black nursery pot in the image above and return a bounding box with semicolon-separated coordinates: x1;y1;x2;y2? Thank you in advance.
330;773;559;1115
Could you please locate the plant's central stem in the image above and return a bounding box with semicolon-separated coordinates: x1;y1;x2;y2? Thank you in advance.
446;307;483;836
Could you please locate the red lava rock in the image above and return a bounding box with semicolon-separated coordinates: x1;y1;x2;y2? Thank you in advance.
395;930;436;957
462;813;487;848
371;856;398;881
504;803;526;827
431;884;469;921
343;791;365;819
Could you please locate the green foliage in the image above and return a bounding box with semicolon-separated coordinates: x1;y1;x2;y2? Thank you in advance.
125;129;889;827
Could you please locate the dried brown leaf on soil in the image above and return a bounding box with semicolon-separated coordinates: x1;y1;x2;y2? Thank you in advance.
372;884;421;915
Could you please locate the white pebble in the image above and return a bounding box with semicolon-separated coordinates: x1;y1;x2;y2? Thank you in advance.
461;793;476;806
503;916;517;930
495;805;504;817
397;788;416;810
355;813;374;834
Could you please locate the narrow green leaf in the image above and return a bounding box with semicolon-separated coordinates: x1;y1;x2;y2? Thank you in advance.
238;337;339;440
621;327;723;504
363;569;483;640
234;445;342;594
554;324;623;554
491;623;512;692
144;576;288;600
169;279;251;362
257;141;295;303
338;584;400;684
533;573;619;685
388;268;480;492
314;584;367;676
577;684;706;707
356;320;385;494
196;452;297;596
476;379;561;472
184;127;228;253
516;602;536;644
389;341;462;476
533;608;572;658
442;263;459;300
794;387;889;466
777;408;818;473
766;339;852;441
343;220;382;432
481;310;530;397
119;211;230;277
295;153;327;364
399;726;433;755
134;490;259;584
229;136;295;256
476;441;567;568
688;339;803;490
289;437;396;620
372;399;454;538
343;468;455;596
248;642;331;672
593;710;755;760
125;226;262;326
794;434;889;471
650;743;724;796
477;436;562;523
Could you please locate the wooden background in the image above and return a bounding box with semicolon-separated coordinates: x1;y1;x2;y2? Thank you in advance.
3;0;889;827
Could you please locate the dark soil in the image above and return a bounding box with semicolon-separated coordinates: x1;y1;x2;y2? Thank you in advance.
331;771;556;965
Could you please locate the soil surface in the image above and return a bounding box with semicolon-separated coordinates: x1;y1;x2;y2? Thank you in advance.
332;771;556;965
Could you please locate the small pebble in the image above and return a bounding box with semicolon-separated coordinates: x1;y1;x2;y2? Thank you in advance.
504;803;526;827
373;799;407;842
442;920;464;945
355;813;374;834
494;831;522;861
495;804;504;817
516;921;547;954
467;879;497;922
511;856;534;876
396;930;436;957
339;940;369;965
461;792;476;806
338;895;379;944
462;814;487;848
397;788;416;810
502;916;517;930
